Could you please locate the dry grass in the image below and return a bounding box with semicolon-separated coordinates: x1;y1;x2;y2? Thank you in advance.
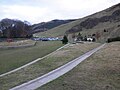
0;39;35;47
0;42;101;90
38;42;120;90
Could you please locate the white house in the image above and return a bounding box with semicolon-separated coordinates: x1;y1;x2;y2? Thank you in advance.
87;37;93;42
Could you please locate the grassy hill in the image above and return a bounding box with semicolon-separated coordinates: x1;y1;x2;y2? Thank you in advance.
31;19;76;33
36;3;120;43
35;19;81;37
0;3;120;90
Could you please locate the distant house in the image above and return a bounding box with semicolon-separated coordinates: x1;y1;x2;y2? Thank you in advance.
87;37;93;42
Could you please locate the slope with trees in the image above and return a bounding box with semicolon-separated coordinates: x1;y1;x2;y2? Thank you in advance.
36;3;120;43
0;18;32;38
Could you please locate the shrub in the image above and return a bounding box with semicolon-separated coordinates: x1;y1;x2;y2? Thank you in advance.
107;37;120;43
62;35;68;44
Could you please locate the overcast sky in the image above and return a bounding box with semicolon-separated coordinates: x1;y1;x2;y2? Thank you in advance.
0;0;119;24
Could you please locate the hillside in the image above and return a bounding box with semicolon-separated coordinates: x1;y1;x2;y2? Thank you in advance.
35;18;81;37
36;3;120;42
31;19;76;33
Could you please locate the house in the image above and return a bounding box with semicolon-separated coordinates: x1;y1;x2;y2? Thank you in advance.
87;37;93;42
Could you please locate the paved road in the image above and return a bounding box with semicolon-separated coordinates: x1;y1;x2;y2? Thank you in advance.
10;44;106;90
0;44;69;77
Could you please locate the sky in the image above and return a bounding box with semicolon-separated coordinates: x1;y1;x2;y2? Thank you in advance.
0;0;120;24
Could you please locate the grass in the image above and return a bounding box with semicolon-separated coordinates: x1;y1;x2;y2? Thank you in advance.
37;42;120;90
0;39;35;47
0;42;101;90
0;41;63;74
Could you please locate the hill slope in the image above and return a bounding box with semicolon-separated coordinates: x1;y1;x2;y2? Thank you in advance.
31;19;76;33
36;3;120;42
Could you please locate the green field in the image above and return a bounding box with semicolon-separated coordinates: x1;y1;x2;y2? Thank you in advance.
0;42;101;90
0;41;63;74
37;42;120;90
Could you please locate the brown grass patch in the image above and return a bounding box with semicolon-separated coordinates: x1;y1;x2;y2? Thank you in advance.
38;42;120;90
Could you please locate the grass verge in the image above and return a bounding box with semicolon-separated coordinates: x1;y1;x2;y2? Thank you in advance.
0;42;101;90
37;42;120;90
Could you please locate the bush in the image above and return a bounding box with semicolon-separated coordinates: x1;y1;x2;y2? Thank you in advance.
62;35;68;44
107;37;120;43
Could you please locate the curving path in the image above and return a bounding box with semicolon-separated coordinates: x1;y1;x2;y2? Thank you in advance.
10;44;106;90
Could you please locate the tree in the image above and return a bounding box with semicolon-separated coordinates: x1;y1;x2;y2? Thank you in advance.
84;36;87;41
0;18;32;38
92;37;96;42
62;35;68;44
77;32;83;41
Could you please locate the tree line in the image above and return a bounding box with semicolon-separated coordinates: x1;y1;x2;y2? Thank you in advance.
0;18;32;38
